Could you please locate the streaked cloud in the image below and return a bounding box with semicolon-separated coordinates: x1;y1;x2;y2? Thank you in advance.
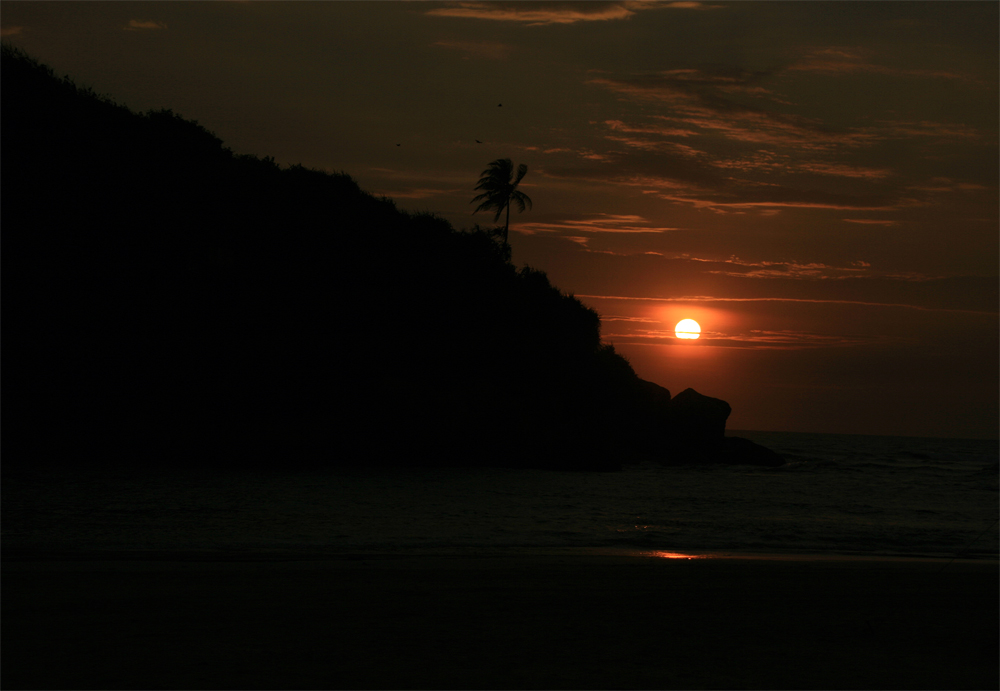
588;71;879;152
578;294;996;315
603;326;876;349
516;213;680;236
1;26;24;37
432;39;511;60
605;119;699;138
124;20;167;31
427;2;636;26
425;1;714;26
794;162;892;179
906;177;991;194
540;158;901;213
869;120;981;142
699;256;873;280
640;182;898;212
843;218;898;226
789;47;979;83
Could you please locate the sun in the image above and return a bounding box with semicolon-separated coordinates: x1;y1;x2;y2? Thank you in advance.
675;319;701;340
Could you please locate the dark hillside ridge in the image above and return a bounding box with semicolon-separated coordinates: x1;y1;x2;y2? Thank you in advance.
2;45;780;471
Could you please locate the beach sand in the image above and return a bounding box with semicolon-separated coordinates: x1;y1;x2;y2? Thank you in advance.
3;552;997;690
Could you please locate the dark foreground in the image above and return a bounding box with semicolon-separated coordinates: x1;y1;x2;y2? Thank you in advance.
3;553;997;690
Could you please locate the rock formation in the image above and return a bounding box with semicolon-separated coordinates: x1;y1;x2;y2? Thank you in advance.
642;384;784;467
668;388;731;441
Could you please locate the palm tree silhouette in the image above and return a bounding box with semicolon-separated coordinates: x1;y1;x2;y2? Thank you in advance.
471;158;532;249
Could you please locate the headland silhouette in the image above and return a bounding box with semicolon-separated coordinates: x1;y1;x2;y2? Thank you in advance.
2;44;779;472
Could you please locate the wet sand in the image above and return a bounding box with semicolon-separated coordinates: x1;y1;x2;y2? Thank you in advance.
3;552;997;689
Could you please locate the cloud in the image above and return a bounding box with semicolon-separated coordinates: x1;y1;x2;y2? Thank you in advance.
700;256;873;279
588;71;878;152
426;2;638;26
588;64;984;156
1;26;24;37
570;61;988;214
541;156;900;213
605;119;700;138
602;123;890;179
432;39;511;60
668;106;876;152
869;120;980;142
516;213;680;236
124;20;167;31
789;47;979;83
425;1;715;25
843;218;897;226
641;181;898;212
601;315;662;323
603;326;875;349
794;162;892;179
577;294;995;315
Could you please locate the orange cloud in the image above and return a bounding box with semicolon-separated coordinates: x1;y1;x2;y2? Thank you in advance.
698;256;873;280
579;294;995;315
602;326;874;350
516;213;680;236
426;2;636;25
842;219;897;226
605;119;699;138
589;73;878;152
604;134;704;156
124;20;167;31
794;162;892;179
789;47;977;83
432;40;511;60
872;120;980;141
1;25;24;37
426;1;714;25
645;190;897;213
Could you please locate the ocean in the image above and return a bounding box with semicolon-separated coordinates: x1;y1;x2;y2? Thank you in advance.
4;431;997;560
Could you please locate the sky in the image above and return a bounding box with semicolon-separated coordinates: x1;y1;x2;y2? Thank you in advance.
3;1;997;438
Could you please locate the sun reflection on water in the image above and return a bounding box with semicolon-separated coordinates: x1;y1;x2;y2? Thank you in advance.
643;550;707;560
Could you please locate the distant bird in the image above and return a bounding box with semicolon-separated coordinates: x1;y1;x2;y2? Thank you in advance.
497;103;502;107
475;139;483;144
396;143;401;147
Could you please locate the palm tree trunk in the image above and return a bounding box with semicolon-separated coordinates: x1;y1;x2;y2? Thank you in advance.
504;199;510;248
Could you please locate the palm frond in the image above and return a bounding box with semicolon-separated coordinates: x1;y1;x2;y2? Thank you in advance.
512;190;532;212
510;191;527;213
513;163;528;186
470;158;530;229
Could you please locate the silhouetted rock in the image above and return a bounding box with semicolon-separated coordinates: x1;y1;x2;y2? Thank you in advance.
634;387;784;466
638;379;672;410
669;388;731;441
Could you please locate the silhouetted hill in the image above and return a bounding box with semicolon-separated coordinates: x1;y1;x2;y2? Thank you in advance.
3;44;665;471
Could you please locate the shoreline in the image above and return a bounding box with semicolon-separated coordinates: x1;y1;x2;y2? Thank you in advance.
5;550;997;689
4;545;998;565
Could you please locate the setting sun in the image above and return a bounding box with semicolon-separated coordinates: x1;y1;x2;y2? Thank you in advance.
675;319;701;340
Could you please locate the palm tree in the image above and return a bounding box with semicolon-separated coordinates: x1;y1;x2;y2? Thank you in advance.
471;158;532;249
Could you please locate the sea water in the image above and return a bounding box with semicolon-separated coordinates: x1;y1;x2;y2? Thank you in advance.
4;431;997;559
